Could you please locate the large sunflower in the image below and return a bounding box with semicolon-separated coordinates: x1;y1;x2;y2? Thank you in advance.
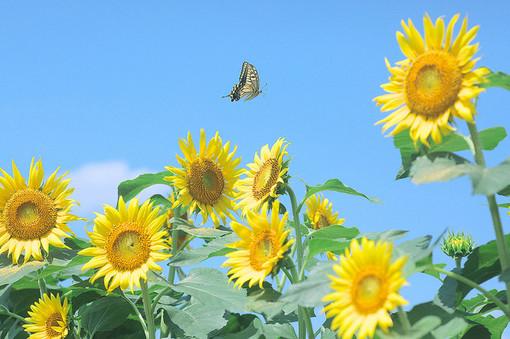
165;129;242;225
374;14;488;145
0;160;80;264
23;293;69;339
305;194;344;229
323;237;408;339
235;138;288;215
79;197;170;292
223;200;293;288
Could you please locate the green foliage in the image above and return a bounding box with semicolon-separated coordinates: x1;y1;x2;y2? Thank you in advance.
117;171;170;201
169;233;238;266
394;127;507;179
301;178;376;208
304;225;359;259
482;71;510;91
78;296;134;336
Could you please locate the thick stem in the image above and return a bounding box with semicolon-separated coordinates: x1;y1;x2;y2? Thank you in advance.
434;266;510;318
141;280;156;339
467;121;510;305
286;186;304;274
455;257;462;271
397;306;411;333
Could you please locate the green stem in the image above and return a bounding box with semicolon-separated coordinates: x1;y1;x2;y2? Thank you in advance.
141;280;156;339
37;274;47;298
397;306;411;333
434;266;510;318
286;186;304;274
455;257;462;271
467;121;510;305
121;291;148;336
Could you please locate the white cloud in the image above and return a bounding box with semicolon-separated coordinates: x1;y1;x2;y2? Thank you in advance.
69;161;170;219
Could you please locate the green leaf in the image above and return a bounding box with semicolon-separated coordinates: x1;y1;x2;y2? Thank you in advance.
454;235;510;301
481;71;510;91
78;296;132;336
430;317;468;338
281;261;333;309
117;171;169;201
149;194;172;208
394;127;506;180
169;233;238;266
464;314;509;339
394;235;434;277
173;218;231;239
0;261;44;286
173;268;247;312
469;157;510;195
434;275;458;313
305;225;359;258
246;283;288;320
410;156;474;184
163;300;227;339
252;318;297;339
498;202;510;208
302;179;376;205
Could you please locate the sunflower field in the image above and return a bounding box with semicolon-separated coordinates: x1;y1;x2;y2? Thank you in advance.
2;10;510;339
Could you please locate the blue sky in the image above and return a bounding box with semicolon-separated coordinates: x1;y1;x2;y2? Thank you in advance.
1;0;510;328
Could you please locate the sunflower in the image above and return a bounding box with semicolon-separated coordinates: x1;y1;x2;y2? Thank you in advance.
323;237;408;339
374;14;489;145
222;200;294;288
165;129;242;225
235;138;288;215
0;160;80;264
23;293;69;339
79;197;170;292
305;194;344;229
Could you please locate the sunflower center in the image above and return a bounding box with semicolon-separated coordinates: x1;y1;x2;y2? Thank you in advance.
45;312;64;337
106;223;151;271
252;159;279;200
3;189;57;240
250;231;278;271
317;214;331;228
405;51;462;117
353;273;387;313
188;158;225;205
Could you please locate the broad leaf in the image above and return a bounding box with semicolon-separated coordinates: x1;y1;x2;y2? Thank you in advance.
169;233;238;266
305;225;359;258
117;171;169;201
78;296;132;336
173;218;230;238
163;300;227;339
281;261;333;309
173;268;247;312
0;261;44;286
469;157;510;195
149;194;172;209
301;179;376;208
464;314;509;339
482;71;510;91
410;156;473;184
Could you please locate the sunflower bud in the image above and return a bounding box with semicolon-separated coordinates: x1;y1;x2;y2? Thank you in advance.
441;232;474;259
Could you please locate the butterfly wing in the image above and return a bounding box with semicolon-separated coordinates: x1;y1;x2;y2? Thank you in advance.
239;63;261;101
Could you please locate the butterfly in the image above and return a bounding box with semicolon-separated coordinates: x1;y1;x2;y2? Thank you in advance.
224;61;261;102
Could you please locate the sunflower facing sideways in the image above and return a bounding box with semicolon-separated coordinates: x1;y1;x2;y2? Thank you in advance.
0;159;80;264
235;138;288;215
374;14;489;145
23;293;69;339
165;129;242;225
223;200;294;288
323;237;408;339
79;197;170;292
305;194;344;229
